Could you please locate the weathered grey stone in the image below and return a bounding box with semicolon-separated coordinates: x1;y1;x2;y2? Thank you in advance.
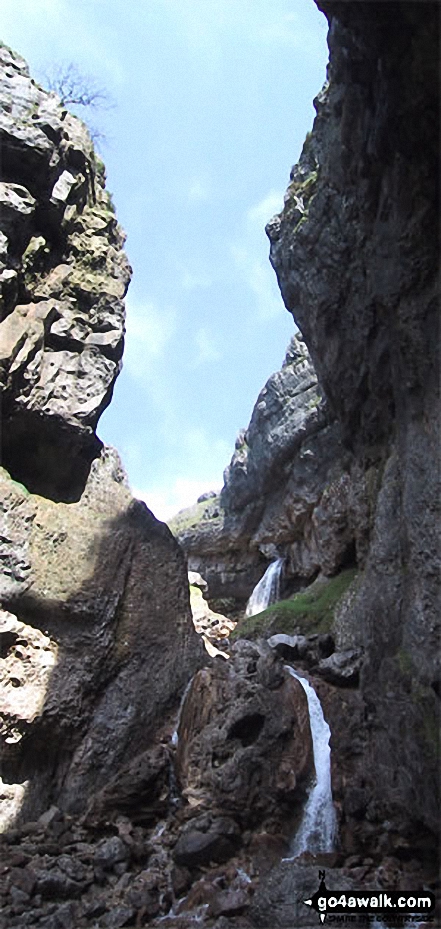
175;640;314;836
316;648;363;686
0;47;205;829
0;44;131;502
173;815;242;868
267;0;440;853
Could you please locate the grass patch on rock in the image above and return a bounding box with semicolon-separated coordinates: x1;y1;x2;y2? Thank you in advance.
168;495;222;536
231;567;358;642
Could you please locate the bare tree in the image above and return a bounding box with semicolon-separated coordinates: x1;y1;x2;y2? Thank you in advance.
45;63;113;110
42;63;115;149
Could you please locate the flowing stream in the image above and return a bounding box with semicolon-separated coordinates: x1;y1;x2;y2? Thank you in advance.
285;667;337;857
245;557;284;616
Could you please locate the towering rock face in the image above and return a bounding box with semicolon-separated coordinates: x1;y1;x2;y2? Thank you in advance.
267;1;439;848
173;0;440;867
173;336;357;607
0;43;130;502
0;45;205;829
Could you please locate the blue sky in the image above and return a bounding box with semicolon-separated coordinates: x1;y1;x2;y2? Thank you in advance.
1;1;329;520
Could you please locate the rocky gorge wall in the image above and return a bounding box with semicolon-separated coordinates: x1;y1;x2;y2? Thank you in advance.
0;43;205;829
172;334;363;609
0;4;439;927
268;0;440;846
0;45;330;929
174;0;440;875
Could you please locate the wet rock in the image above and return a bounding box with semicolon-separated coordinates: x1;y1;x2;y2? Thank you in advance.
8;866;36;896
316;648;363;686
268;632;335;665
100;905;134;928
209;887;250;918
175;640;314;837
126;866;170;919
33;868;86;899
173;815;242;868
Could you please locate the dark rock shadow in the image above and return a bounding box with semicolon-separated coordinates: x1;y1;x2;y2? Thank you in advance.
0;488;205;828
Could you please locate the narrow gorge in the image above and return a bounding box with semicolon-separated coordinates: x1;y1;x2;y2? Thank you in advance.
0;2;439;929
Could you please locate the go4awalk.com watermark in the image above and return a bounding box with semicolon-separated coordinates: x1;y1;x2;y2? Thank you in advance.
303;872;436;925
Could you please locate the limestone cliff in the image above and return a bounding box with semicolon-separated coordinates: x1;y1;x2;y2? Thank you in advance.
267;0;440;852
174;0;440;876
0;4;440;925
0;43;130;502
172;335;358;608
0;44;205;830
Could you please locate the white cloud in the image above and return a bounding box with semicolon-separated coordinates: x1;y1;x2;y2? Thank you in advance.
193;328;221;366
247;190;284;229
252;12;304;49
123;295;176;380
180;269;212;292
231;189;285;320
232;244;282;321
187;178;210;204
134;476;222;523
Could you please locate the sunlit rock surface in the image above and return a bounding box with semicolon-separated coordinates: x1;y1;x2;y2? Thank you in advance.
0;45;205;830
172;336;360;609
0;43;131;502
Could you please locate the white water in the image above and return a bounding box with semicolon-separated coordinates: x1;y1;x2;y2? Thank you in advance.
245;557;284;616
171;674;195;746
286;667;337;856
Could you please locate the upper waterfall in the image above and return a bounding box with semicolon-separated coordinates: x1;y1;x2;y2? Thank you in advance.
245;557;284;617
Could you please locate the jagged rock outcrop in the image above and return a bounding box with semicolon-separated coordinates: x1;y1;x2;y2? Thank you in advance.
0;45;205;831
1;2;440;923
172;336;360;608
266;0;440;866
173;0;440;884
175;641;313;838
0;43;131;502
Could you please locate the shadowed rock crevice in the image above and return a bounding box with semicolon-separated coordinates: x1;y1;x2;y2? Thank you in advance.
1;408;103;502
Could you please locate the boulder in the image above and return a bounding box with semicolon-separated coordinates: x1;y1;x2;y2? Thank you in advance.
175;640;314;837
173;815;242;868
268;632;335;665
317;649;364;686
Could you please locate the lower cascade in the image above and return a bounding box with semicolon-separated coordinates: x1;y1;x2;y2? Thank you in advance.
286;667;337;857
245;557;284;616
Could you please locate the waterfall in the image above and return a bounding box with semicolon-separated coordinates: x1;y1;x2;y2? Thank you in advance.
245;557;284;616
285;667;337;857
171;675;195;747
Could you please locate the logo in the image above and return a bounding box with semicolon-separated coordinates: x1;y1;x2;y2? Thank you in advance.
303;871;436;925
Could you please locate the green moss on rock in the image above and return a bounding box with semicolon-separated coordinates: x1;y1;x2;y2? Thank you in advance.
231;567;358;642
168;495;222;536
